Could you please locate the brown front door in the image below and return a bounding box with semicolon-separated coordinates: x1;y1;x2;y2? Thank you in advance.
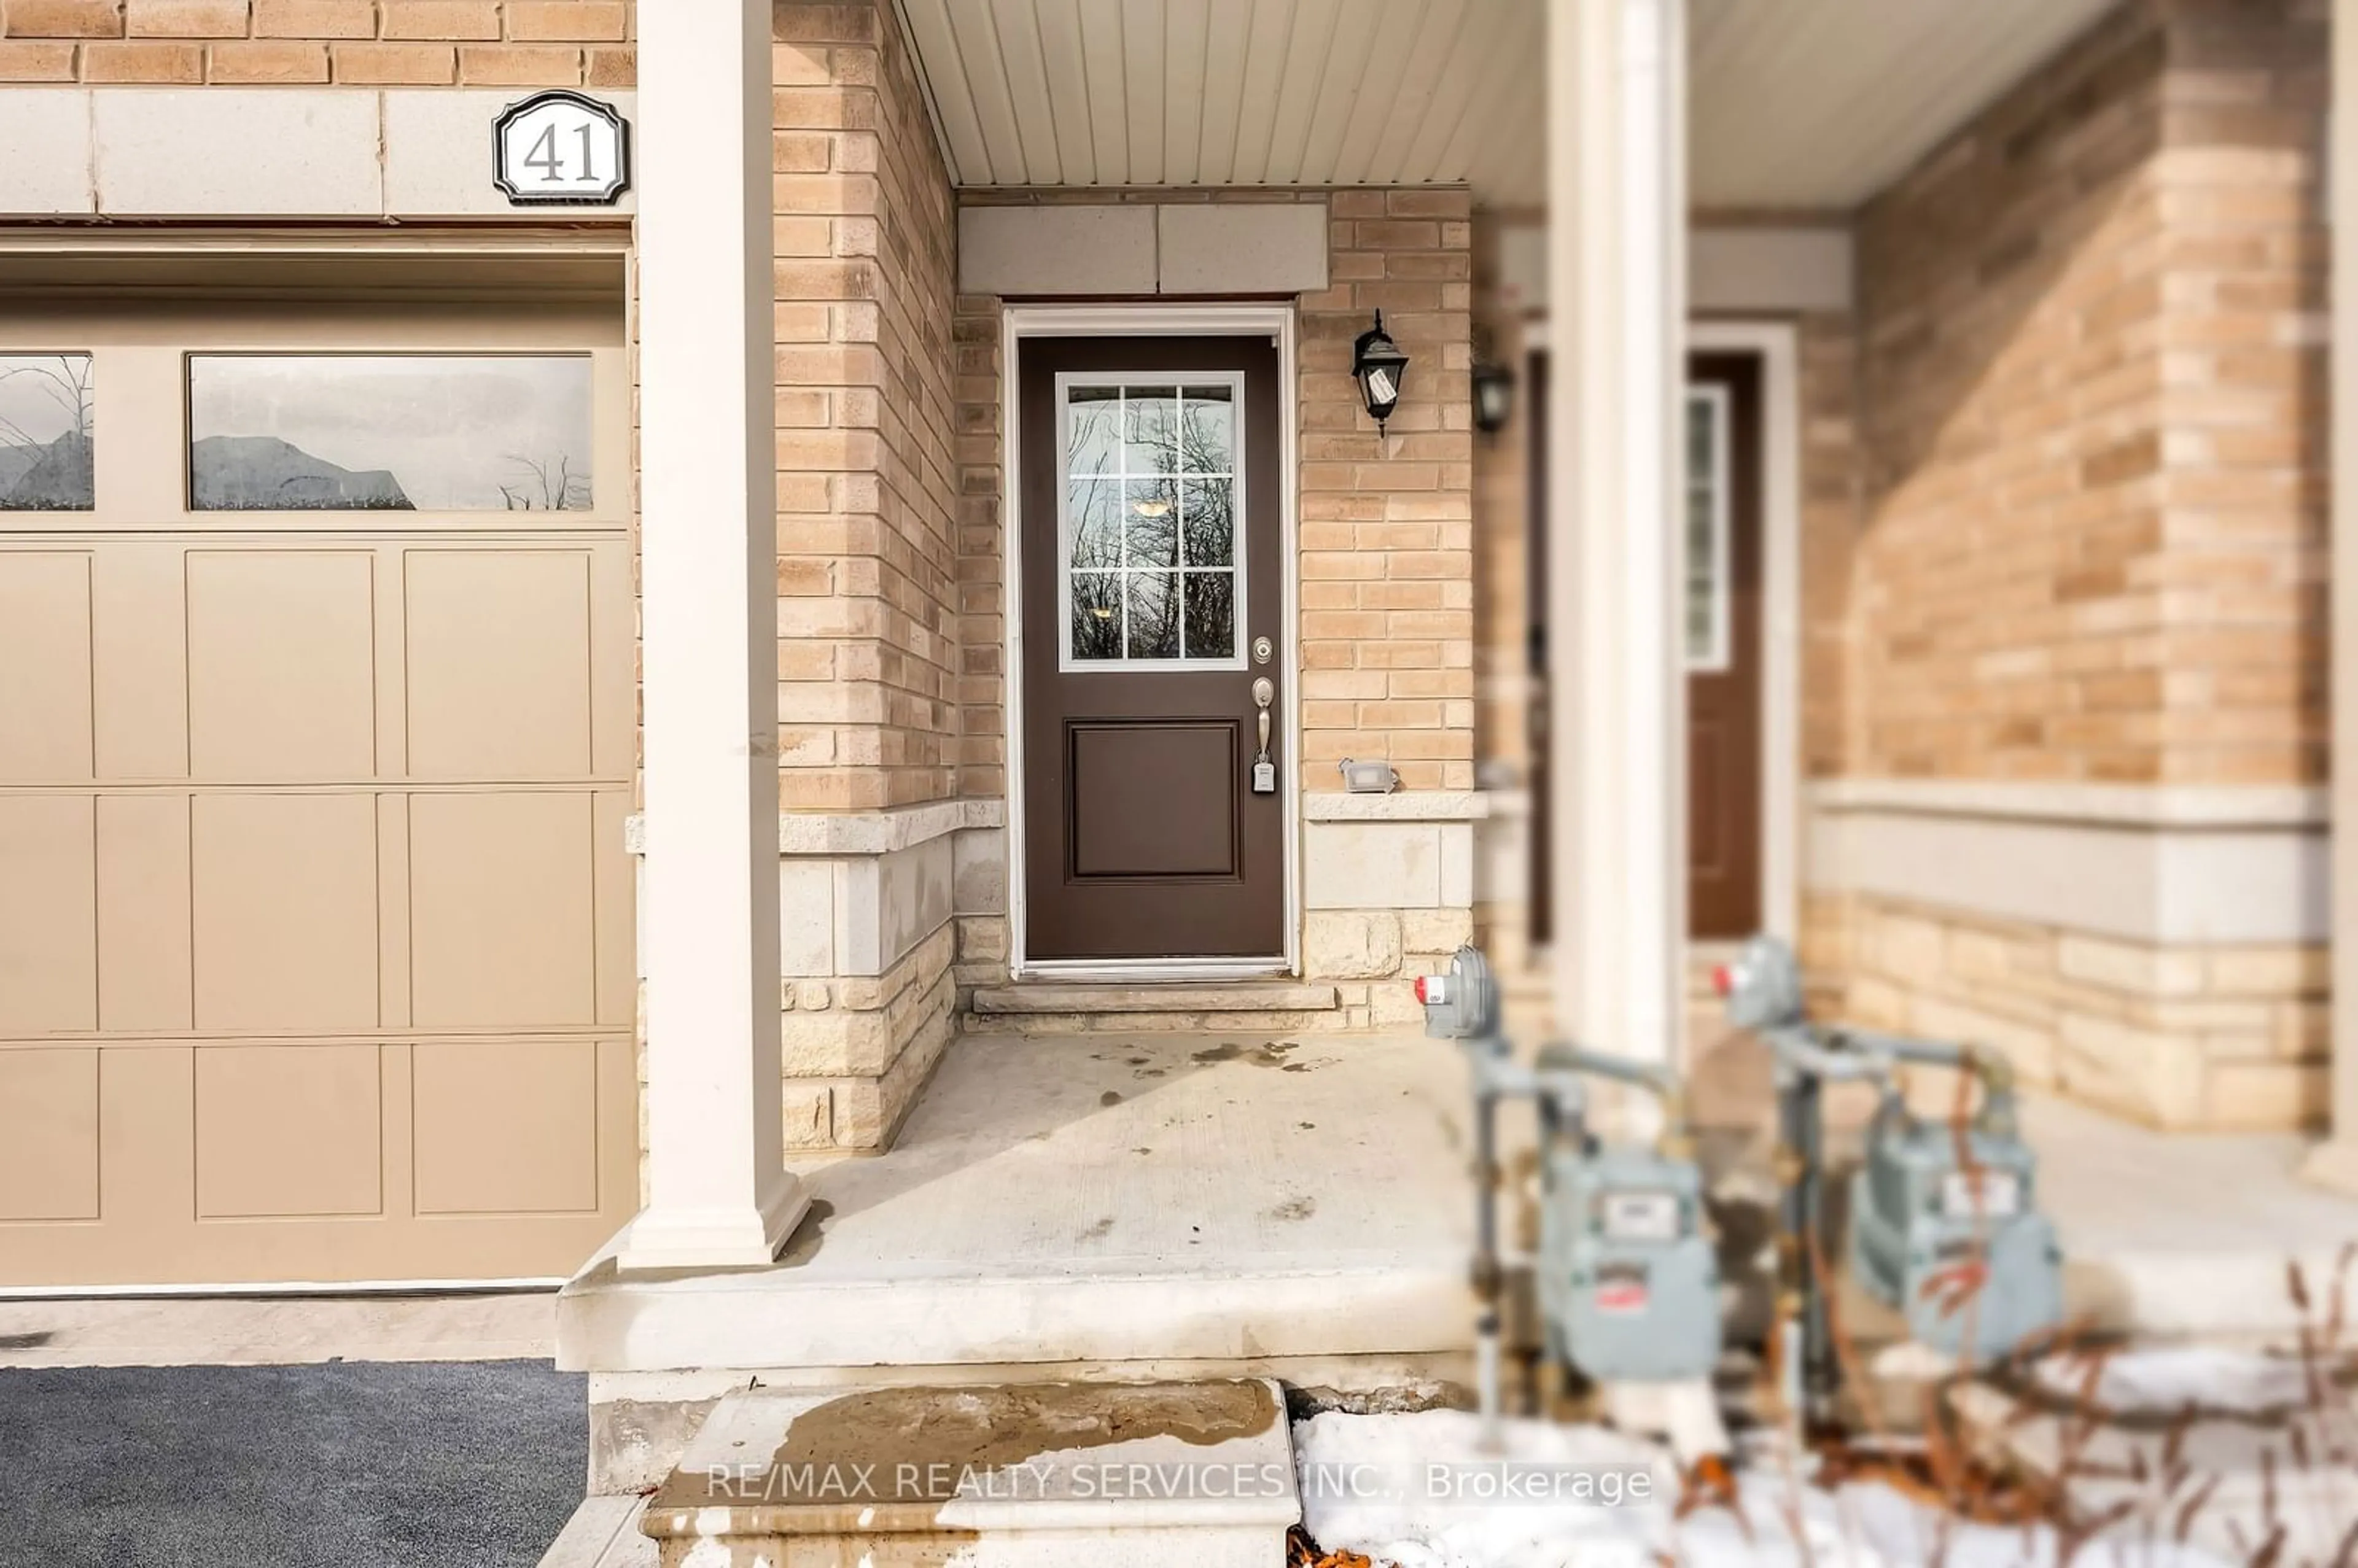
1019;336;1285;961
1684;352;1764;937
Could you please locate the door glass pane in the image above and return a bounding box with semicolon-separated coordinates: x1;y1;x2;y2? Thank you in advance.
1183;571;1234;658
189;355;593;512
1685;387;1730;671
0;354;94;511
1060;376;1245;667
1124;478;1179;567
1180;386;1234;475
1067;386;1120;481
1123;386;1180;475
1180;478;1235;568
1125;572;1180;659
1071;572;1121;661
1068;478;1121;569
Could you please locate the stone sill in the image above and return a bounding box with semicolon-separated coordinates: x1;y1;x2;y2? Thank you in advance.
1808;778;2326;830
1302;790;1490;823
624;798;1006;857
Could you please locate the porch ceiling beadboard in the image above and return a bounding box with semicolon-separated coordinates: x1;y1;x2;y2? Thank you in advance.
895;0;2122;211
1689;0;2120;209
892;0;1546;202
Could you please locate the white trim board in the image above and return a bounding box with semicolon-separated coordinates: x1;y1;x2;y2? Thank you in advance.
1810;778;2329;829
1807;801;2328;948
998;303;1302;982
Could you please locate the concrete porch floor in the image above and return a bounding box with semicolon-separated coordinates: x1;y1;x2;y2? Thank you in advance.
557;1026;2358;1487
559;1032;1477;1386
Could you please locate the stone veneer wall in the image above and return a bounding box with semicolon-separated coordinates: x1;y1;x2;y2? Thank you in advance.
765;0;960;1151
949;187;1477;1025
1805;0;2330;1129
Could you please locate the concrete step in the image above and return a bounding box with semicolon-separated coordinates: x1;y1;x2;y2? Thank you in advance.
639;1380;1298;1567
538;1496;653;1568
970;981;1339;1015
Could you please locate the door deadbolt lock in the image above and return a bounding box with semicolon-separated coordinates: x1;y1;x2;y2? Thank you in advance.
1252;635;1273;665
1251;677;1277;794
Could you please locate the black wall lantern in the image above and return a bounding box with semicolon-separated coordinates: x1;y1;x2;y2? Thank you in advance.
1353;311;1410;432
1471;357;1514;435
1469;322;1514;436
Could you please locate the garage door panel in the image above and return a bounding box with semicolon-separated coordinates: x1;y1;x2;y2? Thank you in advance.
185;549;379;779
0;1049;101;1221
89;541;190;780
97;793;195;1031
1;307;634;1288
191;793;380;1032
0;795;98;1033
0;553;95;782
194;1043;383;1220
403;548;593;779
412;1039;600;1216
408;792;597;1029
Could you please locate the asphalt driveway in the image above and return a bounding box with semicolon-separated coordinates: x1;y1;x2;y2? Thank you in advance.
0;1359;585;1567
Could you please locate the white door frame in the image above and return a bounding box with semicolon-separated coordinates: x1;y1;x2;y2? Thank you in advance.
1527;316;1802;946
998;303;1302;982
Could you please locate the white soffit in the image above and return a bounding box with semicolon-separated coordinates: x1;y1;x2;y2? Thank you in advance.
1689;0;2122;210
897;0;1545;204
901;0;2124;212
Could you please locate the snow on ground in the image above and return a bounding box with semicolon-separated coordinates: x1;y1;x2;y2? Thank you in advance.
1294;1410;2235;1568
2030;1346;2321;1418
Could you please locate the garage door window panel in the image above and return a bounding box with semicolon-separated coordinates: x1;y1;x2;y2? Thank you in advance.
0;354;94;511
188;355;594;513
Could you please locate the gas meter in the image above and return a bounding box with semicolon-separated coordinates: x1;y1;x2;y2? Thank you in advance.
1535;1077;1721;1384
1849;1092;2062;1362
1716;935;2065;1425
1422;945;1719;1429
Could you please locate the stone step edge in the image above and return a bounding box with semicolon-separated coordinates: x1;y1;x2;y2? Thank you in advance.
969;982;1340;1015
639;1378;1301;1542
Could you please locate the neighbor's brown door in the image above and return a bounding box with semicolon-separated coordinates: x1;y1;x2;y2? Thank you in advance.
1019;336;1285;961
1685;352;1764;937
1523;349;1764;942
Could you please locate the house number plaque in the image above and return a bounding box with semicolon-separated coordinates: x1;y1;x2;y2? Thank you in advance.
494;90;631;206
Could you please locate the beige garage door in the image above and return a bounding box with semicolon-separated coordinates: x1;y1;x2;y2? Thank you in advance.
0;292;638;1286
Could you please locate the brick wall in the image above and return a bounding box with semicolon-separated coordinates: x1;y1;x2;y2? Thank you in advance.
0;0;632;84
1851;0;2324;787
766;0;960;1151
1300;187;1477;793
1798;313;1863;779
773;0;958;813
1810;0;2330;1131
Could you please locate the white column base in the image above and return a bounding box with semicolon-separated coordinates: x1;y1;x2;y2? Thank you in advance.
617;1179;812;1273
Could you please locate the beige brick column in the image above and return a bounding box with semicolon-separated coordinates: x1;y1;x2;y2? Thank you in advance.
622;0;808;1268
1546;0;1687;1065
2307;0;2358;1195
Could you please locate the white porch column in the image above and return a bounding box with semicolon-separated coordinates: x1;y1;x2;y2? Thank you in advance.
621;0;809;1268
1546;0;1688;1063
2309;0;2358;1195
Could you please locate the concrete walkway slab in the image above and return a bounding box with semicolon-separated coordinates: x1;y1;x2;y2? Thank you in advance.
0;1289;557;1368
